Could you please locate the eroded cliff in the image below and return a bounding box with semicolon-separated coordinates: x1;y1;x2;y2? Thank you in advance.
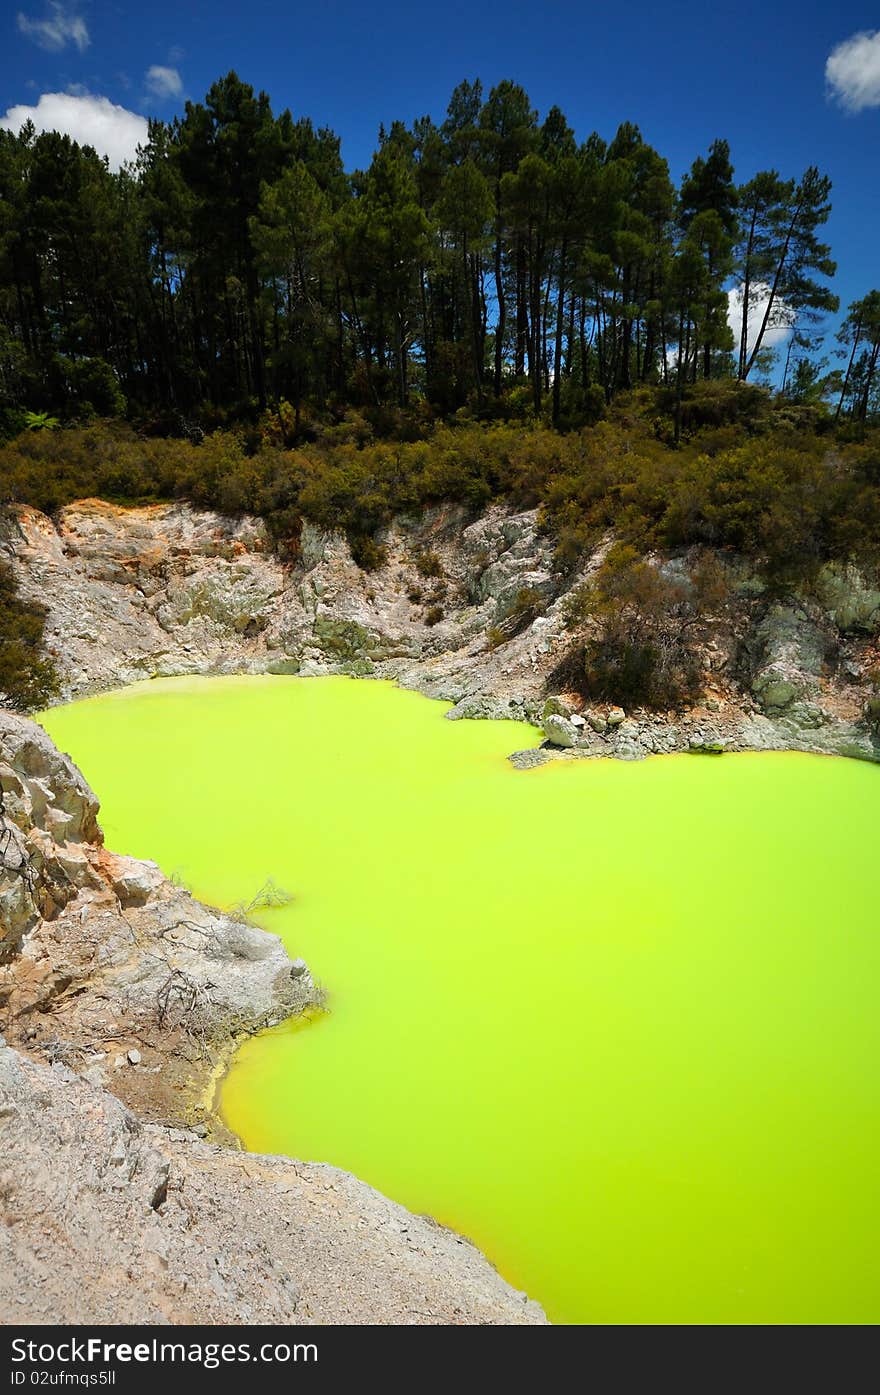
3;496;879;762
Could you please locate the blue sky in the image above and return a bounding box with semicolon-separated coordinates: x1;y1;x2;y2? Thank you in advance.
1;1;879;351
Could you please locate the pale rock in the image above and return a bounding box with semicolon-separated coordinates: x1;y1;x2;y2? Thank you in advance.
0;1042;548;1325
542;714;579;748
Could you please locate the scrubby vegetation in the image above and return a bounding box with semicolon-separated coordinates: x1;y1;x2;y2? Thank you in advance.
2;383;877;580
563;544;731;708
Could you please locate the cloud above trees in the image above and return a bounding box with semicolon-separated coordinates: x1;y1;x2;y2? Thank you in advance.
826;30;880;112
0;92;148;170
16;2;89;53
145;66;183;100
727;284;796;357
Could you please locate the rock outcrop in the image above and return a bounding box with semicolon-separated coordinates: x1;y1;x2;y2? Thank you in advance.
1;499;567;701
0;706;317;1123
0;1041;545;1325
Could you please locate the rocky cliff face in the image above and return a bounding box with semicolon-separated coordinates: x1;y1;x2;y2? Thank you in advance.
2;497;564;708
3;496;879;763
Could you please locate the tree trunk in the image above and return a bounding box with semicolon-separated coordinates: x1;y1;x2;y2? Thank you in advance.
744;200;801;380
737;206;758;380
835;314;862;422
674;310;685;446
493;183;505;396
552;237;568;426
858;339;880;423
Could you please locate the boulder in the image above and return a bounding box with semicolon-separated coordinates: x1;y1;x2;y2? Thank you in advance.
106;854;165;907
447;695;528;722
751;673;802;712
542;714;579;748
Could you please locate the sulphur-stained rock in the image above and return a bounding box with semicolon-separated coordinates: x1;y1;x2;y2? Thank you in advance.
313;614;376;659
0;710;100;844
612;740;645;762
1;711;104;958
447;693;530;721
104;852;166;907
752;672;802;712
0;875;36;960
3;499;567;704
0;1042;547;1325
606;706;626;727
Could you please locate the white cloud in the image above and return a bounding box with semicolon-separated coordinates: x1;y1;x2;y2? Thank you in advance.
145;65;183;100
728;283;796;358
16;2;89;53
826;30;880;112
0;92;148;170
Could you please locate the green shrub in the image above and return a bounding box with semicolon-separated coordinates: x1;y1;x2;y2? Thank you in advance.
349;535;387;571
414;548;443;579
573;547;713;710
23;410;59;432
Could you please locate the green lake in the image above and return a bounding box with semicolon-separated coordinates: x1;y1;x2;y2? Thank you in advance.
39;674;880;1324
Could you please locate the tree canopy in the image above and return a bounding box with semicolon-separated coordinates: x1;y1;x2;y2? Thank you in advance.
0;71;872;432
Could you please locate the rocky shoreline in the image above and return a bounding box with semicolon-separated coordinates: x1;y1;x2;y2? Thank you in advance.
0;706;546;1324
0;1038;545;1324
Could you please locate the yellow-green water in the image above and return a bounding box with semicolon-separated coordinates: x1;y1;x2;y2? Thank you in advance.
39;675;880;1324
